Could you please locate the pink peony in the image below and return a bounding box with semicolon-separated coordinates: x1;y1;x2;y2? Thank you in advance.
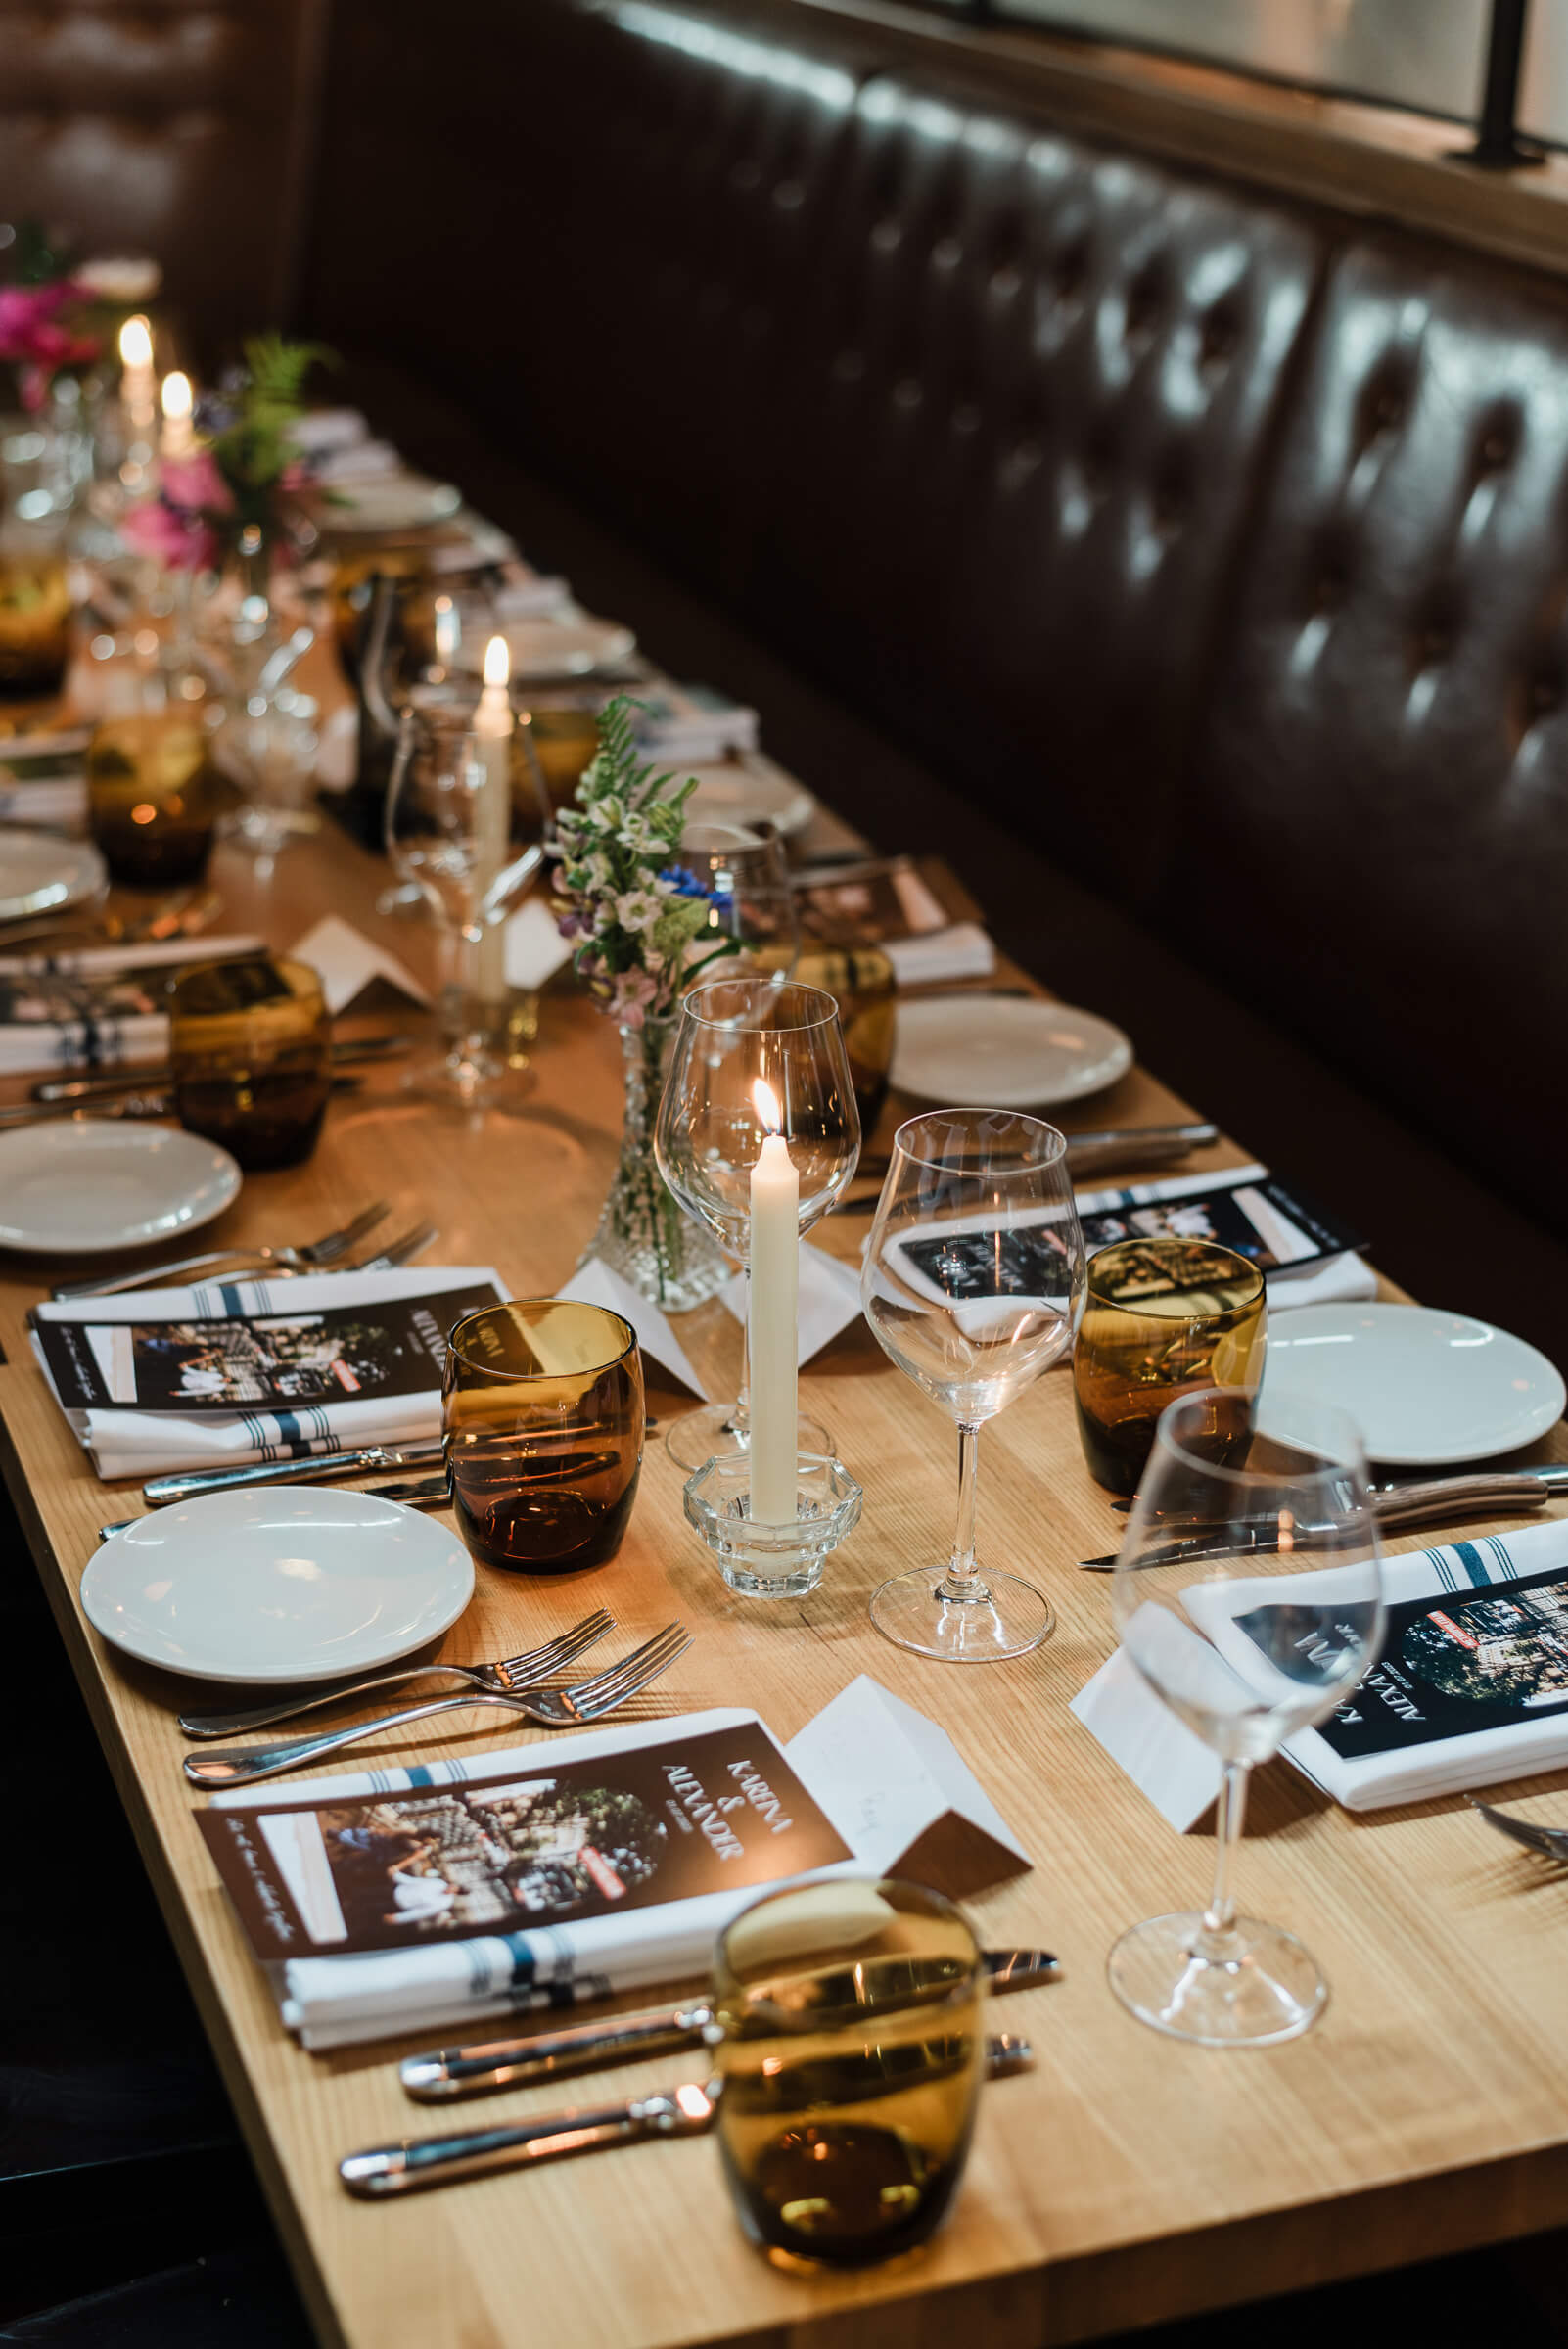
160;448;233;516
121;494;221;574
607;967;660;1029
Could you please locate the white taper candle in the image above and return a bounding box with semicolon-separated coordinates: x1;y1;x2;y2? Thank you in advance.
473;633;512;1004
748;1079;799;1526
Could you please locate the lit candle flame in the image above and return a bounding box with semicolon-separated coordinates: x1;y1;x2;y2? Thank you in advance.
160;370;192;423
119;314;153;372
753;1078;781;1133
482;633;510;691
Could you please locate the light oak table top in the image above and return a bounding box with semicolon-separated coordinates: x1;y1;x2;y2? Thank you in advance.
2;814;1566;2349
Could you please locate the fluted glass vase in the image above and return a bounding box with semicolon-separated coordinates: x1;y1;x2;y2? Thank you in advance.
584;1017;730;1312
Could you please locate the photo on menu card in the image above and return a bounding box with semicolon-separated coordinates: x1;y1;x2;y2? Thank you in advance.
198;1722;853;1961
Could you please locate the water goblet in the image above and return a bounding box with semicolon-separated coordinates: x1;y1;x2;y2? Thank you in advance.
860;1108;1086;1661
672;822;798;987
1108;1388;1385;2046
655;977;859;1475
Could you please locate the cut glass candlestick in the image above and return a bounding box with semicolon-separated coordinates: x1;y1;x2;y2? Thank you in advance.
683;1452;862;1598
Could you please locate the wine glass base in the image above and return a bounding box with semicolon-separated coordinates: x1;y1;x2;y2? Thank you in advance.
868;1566;1055;1662
398;1056;534;1115
1106;1912;1327;2047
665;1403;834;1472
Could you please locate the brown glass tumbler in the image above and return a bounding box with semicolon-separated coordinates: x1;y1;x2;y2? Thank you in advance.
169;956;332;1171
442;1300;645;1574
1073;1236;1267;1496
87;710;218;886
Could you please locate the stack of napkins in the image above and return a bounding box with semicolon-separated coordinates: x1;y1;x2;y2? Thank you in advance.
1074;1517;1568;1819
636;684;761;768
31;1267;503;1480
0;723;91;831
884;921;996;988
0;936;266;1075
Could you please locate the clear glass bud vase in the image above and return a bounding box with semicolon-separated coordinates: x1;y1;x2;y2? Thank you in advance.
585;1017;730;1312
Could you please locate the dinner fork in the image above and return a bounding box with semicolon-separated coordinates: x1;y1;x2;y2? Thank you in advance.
52;1200;391;1300
1470;1800;1568;1862
182;1626;692;1787
177;1610;617;1738
342;1220;438;1273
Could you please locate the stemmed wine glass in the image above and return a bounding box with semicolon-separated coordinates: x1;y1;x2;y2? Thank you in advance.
1108;1389;1385;2046
674;823;798;986
384;703;546;1107
861;1108;1086;1661
655;978;860;1473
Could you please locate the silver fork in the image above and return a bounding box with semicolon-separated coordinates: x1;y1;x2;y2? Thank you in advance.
177;1610;618;1739
182;1626;692;1787
52;1200;391;1300
1470;1800;1568;1862
344;1220;438;1274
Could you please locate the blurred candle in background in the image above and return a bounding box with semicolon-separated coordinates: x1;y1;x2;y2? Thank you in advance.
160;370;194;461
473;633;513;1003
748;1078;800;1525
118;315;156;418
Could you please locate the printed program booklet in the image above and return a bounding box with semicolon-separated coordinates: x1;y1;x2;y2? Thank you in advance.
199;1718;853;1960
1073;1162;1362;1278
34;1281;501;1415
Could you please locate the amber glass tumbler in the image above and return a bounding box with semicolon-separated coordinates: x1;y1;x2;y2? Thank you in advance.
169;956;332;1171
1073;1235;1267;1496
0;550;71;699
87;709;218;886
712;1878;984;2270
442;1300;645;1573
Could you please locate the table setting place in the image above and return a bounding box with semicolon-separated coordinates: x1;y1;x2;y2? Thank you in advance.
7;323;1568;2295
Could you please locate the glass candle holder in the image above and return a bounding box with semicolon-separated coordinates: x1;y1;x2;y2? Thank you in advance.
1073;1235;1268;1497
442;1300;645;1574
87;709;219;887
711;1878;985;2270
683;1451;862;1597
169;955;333;1171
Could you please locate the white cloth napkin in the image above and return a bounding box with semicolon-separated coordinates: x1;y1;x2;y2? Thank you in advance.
1268;1251;1378;1310
0;936;266;1075
0;774;86;830
291;408;371;457
311;438;402;484
885;922;996;988
1073;1517;1568;1820
720;1241;862;1367
287;917;431;1015
491;575;573;622
33;1267;503;1480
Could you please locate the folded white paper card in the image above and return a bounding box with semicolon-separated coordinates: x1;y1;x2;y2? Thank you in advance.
557;1255;711;1399
885;921;995;989
289;916;431;1015
504;897;575;990
720;1241;862;1367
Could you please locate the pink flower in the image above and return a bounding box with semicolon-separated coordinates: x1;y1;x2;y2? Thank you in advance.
0;283;101;404
607;967;659;1029
121;495;221;575
0;283;72;350
160;448;233;516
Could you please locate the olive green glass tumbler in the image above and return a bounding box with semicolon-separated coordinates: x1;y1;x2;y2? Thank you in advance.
1073;1236;1268;1497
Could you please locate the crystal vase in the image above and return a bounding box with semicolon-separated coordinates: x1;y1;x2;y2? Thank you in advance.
584;1017;731;1313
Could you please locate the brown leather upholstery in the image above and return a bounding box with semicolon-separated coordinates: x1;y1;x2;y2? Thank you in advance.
0;1;326;355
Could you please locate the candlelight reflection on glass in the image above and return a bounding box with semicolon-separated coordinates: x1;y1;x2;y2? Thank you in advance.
655;977;860;1482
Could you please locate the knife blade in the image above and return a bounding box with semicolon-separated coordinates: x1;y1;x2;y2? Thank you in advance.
399;1947;1060;2101
346;2033;1033;2197
31;1034;414;1103
0;1074;362;1129
143;1438;447;1506
1078;1465;1568;1569
98;1470;452;1544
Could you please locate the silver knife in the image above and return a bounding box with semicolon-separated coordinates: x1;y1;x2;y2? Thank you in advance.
399;1947;1060;2102
345;2032;1034;2198
31;1034;415;1102
143;1439;447;1506
98;1472;450;1543
1078;1465;1568;1569
0;1074;362;1129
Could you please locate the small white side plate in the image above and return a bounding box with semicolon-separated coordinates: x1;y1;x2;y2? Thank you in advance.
0;1123;242;1255
892;995;1134;1108
82;1489;474;1685
682;759;816;838
1263;1302;1567;1465
500;616;637;680
0;828;106;922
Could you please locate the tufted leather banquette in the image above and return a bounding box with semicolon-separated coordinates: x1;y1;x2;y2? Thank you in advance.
302;0;1568;1235
0;1;326;356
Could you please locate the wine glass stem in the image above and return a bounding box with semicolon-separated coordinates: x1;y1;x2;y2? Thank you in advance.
936;1420;990;1603
1198;1758;1250;1959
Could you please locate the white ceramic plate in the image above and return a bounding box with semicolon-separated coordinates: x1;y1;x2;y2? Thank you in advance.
500;615;637;680
0;828;106;923
891;995;1133;1108
81;1489;474;1685
1262;1302;1567;1466
0;1123;242;1255
681;760;816;838
327;473;463;532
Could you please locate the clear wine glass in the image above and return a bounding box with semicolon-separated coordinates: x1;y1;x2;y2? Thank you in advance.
673;823;798;986
655;977;859;1473
1109;1388;1385;2046
861;1108;1085;1661
384;703;545;1106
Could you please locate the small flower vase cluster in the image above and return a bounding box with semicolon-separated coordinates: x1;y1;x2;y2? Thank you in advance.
553;696;735;1310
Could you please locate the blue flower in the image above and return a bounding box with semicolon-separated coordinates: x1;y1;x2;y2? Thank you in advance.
658;864;719;901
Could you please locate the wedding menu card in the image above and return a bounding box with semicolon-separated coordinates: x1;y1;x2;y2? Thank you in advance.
1072;1162;1362;1277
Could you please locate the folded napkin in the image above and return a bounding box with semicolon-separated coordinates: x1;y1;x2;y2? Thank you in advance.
0;773;86;830
885;922;996;989
291;408;371;457
311;438;402;485
490;574;573;622
1268;1251;1379;1310
636;686;761;770
1074;1516;1568;1820
33;1267;503;1480
0;936;266;1075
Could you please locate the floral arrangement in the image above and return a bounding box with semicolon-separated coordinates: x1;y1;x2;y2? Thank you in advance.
0;224;122;411
553;695;735;1028
121;332;331;573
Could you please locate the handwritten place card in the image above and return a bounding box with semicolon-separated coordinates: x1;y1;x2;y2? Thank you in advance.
1071;1649;1221;1831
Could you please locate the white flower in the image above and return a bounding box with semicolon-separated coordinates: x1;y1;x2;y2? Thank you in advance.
615;889;664;935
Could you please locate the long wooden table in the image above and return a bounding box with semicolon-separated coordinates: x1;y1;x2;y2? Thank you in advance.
3;796;1568;2349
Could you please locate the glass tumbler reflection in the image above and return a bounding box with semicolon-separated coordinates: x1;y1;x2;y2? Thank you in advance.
712;1879;984;2269
1073;1236;1267;1497
442;1301;645;1573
